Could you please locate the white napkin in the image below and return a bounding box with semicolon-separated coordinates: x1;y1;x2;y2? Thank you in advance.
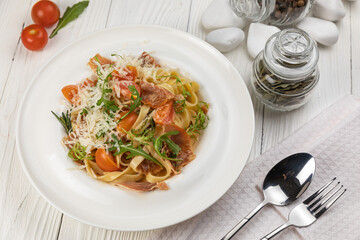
147;95;360;240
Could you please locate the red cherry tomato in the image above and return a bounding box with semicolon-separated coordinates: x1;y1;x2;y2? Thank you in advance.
21;24;48;51
153;101;175;125
61;85;78;103
95;149;120;172
117;111;138;134
113;81;141;100
31;0;60;27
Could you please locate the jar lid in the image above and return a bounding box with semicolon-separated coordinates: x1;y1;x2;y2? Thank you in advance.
264;28;319;82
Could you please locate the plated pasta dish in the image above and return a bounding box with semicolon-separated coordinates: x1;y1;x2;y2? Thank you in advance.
52;52;209;192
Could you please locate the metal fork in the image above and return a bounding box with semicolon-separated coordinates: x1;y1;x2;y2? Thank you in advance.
260;178;346;240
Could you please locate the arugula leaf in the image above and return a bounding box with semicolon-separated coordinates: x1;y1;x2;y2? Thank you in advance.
51;110;72;134
157;75;191;113
96;73;119;113
50;1;89;38
94;55;102;76
127;122;155;145
154;131;182;161
110;134;163;167
187;102;209;135
119;85;141;121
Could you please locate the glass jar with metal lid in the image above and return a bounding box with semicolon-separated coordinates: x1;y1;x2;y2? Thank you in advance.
229;0;314;26
251;28;319;111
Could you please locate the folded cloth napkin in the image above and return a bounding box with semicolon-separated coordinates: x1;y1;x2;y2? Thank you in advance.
147;95;360;240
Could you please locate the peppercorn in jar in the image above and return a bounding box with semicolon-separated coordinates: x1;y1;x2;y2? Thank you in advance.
229;0;314;26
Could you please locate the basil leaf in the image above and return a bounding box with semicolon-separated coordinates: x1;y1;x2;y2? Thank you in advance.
50;1;89;38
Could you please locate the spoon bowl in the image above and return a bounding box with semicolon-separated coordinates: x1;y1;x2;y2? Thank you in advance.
263;152;315;205
222;152;315;240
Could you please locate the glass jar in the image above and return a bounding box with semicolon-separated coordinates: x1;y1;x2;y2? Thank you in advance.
229;0;314;26
251;28;319;111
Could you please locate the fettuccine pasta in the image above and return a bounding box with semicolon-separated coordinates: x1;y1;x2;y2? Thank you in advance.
52;52;209;191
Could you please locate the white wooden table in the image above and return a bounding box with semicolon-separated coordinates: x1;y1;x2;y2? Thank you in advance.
1;0;359;239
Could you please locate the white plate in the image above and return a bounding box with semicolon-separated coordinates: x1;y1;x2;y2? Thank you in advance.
16;25;254;231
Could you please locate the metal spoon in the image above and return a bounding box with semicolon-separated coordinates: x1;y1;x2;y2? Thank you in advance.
221;152;315;240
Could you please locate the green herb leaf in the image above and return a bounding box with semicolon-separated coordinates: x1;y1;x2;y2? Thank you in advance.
50;1;89;38
128;122;155;145
154;131;182;161
80;108;88;115
119;85;142;121
51;110;72;134
187;102;209;135
110;134;162;167
96;73;119;112
68;142;92;161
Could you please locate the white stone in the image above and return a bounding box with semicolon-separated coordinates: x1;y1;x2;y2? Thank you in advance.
201;0;247;30
247;23;280;59
312;0;346;22
297;17;339;46
206;27;245;53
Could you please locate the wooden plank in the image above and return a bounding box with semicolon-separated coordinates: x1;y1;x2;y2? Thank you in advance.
351;1;360;96
0;0;112;239
261;2;352;152
0;0;32;99
57;1;192;240
106;0;191;31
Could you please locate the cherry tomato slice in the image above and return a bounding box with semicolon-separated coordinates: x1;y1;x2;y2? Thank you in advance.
80;79;97;89
112;66;137;81
95;149;120;172
31;0;60;27
21;24;48;51
117;111;138;133
61;85;78;103
153;101;175;125
113;81;141;100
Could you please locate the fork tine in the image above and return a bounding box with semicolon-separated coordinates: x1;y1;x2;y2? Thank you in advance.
312;185;344;212
303;177;336;205
315;188;346;219
308;182;340;209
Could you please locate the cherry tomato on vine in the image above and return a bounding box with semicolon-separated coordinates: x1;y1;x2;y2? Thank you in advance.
31;0;60;27
21;24;48;51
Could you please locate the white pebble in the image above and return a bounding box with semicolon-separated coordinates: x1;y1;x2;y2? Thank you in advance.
312;0;346;22
206;27;245;53
247;23;280;59
201;0;246;30
297;17;339;46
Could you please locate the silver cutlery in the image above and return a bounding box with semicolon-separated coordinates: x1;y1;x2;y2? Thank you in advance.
261;177;346;240
222;153;315;240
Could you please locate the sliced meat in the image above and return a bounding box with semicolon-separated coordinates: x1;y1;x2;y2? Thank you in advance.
138;52;160;67
163;124;196;171
153;101;175;125
115;181;168;191
140;81;175;108
88;53;113;73
137;159;163;175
